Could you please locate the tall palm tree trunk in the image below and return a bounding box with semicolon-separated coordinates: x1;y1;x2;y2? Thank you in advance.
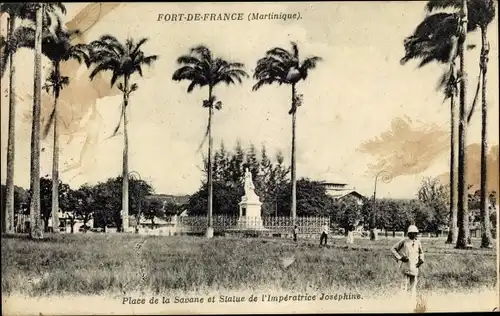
456;0;470;249
446;85;458;244
51;63;60;234
291;83;297;225
29;3;44;240
122;76;130;232
206;85;214;238
4;16;16;234
479;26;492;248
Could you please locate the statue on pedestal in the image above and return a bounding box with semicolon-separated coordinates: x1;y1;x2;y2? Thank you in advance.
236;168;264;230
244;168;255;195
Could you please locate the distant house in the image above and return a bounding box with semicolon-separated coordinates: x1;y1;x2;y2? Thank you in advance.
320;181;365;205
135;194;189;229
57;210;94;233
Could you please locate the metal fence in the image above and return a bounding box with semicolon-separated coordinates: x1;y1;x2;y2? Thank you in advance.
137;216;330;237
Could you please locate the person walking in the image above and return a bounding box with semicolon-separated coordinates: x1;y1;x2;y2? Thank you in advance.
390;225;425;299
320;222;329;246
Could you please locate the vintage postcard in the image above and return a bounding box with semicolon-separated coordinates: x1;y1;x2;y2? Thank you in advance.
1;1;499;315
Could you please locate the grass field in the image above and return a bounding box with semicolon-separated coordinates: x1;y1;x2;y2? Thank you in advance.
1;233;497;299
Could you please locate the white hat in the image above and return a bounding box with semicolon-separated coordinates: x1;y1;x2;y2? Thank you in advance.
408;225;419;233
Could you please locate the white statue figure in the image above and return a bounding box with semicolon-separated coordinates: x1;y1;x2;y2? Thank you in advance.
244;168;255;196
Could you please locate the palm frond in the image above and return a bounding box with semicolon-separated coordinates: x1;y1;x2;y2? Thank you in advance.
110;72;120;87
172;65;208;84
91;34;125;58
467;68;482;124
131;37;149;57
187;80;205;93
290;41;299;59
177;55;201;65
190;45;212;63
254;55;288;74
60;76;69;88
67;43;91;66
42;107;56;139
266;47;293;62
140;54;158;67
426;0;494;30
425;0;460;12
437;63;458;100
0;3;33;18
400;12;461;67
130;83;139;93
45;2;67;15
88;35;157;86
252;77;283;91
253;53;290;89
195;119;210;154
89;59;119;83
125;38;134;53
135;65;143;77
229;62;245;68
174;44;245;98
108;102;125;138
299;56;322;79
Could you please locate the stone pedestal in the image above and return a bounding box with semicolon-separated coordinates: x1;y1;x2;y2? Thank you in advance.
205;227;214;238
237;195;265;230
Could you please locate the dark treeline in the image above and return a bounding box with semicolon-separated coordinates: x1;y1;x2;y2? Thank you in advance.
0;176;183;233
185;141;499;236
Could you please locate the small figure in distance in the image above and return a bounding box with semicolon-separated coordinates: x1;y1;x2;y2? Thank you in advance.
320;222;329;247
293;225;298;243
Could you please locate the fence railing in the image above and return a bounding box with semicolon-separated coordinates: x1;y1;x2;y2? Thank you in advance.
137;215;330;236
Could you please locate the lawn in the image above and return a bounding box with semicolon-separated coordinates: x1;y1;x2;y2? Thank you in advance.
1;233;497;299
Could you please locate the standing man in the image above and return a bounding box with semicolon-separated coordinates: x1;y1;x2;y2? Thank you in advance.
320;222;329;246
390;225;425;299
293;225;298;243
47;217;53;233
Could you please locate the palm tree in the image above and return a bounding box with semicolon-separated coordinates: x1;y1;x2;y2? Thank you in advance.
39;20;89;233
87;35;158;232
252;42;322;225
426;0;496;248
29;2;45;239
400;12;462;244
0;2;65;234
0;3;28;234
0;2;66;239
456;0;470;249
172;45;248;238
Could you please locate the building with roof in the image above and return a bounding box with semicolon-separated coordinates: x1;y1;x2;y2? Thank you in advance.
320;181;366;205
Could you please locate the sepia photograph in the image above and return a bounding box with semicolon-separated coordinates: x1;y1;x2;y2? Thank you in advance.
0;1;499;314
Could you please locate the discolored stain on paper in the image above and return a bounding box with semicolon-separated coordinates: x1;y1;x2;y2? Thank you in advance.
437;144;499;194
357;116;449;178
18;3;121;177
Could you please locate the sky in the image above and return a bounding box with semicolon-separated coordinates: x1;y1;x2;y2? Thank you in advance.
0;2;498;199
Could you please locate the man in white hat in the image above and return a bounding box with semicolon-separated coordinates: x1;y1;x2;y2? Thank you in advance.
390;224;425;298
